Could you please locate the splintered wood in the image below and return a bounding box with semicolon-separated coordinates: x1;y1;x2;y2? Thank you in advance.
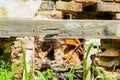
63;39;84;64
33;37;84;79
34;37;84;69
34;38;84;64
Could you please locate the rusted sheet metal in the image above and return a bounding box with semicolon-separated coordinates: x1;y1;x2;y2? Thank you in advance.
0;18;120;39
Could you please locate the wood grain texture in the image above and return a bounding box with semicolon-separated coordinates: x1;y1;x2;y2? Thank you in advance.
0;18;120;39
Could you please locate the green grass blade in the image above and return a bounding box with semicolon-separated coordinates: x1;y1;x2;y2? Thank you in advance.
94;67;106;80
29;59;34;80
69;64;76;80
21;41;28;80
90;66;94;80
83;42;93;80
46;69;53;78
84;66;91;80
45;69;57;80
94;42;101;53
84;42;93;70
35;70;46;80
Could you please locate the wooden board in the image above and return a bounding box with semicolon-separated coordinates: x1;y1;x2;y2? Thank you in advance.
0;18;120;39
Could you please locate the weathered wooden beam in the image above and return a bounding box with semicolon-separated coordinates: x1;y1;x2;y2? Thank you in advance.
0;18;120;39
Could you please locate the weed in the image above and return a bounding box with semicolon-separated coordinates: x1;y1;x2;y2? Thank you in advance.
45;69;57;80
21;41;28;80
68;64;76;80
36;70;46;80
83;42;117;80
21;41;33;80
94;67;117;80
83;42;94;80
0;60;14;80
62;64;77;80
36;69;57;80
94;67;106;80
29;59;34;80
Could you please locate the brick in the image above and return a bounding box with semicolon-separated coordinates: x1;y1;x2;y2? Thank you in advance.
101;39;113;49
75;0;100;2
41;1;54;10
56;1;82;12
115;0;120;2
115;13;120;19
112;39;120;48
102;0;114;2
97;2;120;12
101;39;120;48
35;10;63;19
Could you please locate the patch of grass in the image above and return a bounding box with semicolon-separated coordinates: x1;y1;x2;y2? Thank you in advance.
83;42;117;80
36;70;46;80
0;59;14;80
63;64;77;80
83;42;103;80
36;69;57;80
45;69;57;80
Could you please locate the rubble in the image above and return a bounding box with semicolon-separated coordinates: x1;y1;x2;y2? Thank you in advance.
0;0;120;80
92;49;120;79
